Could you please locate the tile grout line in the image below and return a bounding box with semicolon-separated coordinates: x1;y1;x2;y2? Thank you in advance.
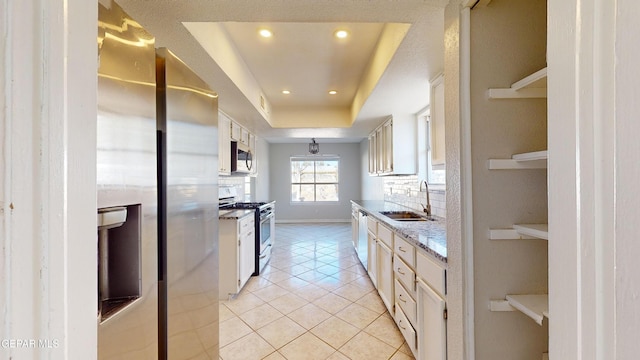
219;223;413;360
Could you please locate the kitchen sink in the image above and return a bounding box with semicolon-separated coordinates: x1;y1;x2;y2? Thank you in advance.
379;211;435;221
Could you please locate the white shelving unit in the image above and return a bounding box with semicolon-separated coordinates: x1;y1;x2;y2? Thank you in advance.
488;150;548;170
489;294;549;326
488;67;549;335
513;224;548;240
512;150;547;161
488;67;547;99
489;223;548;241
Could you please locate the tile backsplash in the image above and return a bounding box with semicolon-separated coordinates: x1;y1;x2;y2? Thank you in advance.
383;175;446;218
219;176;248;201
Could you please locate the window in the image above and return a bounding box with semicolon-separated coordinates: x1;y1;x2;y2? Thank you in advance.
290;157;339;202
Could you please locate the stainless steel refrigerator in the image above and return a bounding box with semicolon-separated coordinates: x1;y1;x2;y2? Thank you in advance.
97;2;219;359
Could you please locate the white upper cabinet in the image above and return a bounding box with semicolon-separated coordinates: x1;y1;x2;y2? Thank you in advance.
249;133;257;176
231;120;250;147
240;127;250;147
224;114;258;176
430;73;445;169
230;120;241;142
218;111;231;175
368;133;377;174
368;114;417;176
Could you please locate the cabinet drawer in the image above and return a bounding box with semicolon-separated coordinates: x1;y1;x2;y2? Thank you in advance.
395;279;417;326
239;216;254;237
239;216;254;230
395;304;417;353
394;254;416;295
416;252;446;297
367;216;377;234
377;224;393;248
241;228;254;242
394;236;415;268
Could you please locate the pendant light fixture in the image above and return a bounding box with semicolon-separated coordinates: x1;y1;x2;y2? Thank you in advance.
309;138;320;154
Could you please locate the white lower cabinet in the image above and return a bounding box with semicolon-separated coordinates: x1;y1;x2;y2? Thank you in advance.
395;304;417;354
219;214;255;299
395;279;417;325
351;207;359;250
393;234;446;360
394;254;416;296
394;253;419;358
353;209;447;359
367;231;377;287
417;277;447;360
376;240;394;313
367;217;378;287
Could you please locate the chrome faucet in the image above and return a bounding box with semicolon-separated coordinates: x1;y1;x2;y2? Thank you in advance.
419;180;432;217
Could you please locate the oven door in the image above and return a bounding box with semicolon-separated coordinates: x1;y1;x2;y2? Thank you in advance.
259;212;273;252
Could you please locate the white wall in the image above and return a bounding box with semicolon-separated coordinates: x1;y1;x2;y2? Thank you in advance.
548;0;640;358
1;0;97;358
254;137;271;201
270;143;361;222
614;2;640;356
443;2;465;359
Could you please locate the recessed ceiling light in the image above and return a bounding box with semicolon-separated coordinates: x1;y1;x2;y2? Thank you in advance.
328;90;337;95
282;90;291;95
259;29;273;38
334;30;349;39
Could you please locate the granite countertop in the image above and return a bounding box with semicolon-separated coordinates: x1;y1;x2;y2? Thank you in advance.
351;200;447;264
219;209;254;220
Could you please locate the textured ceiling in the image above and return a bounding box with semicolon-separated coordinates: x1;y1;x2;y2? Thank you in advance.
222;22;385;108
115;0;446;143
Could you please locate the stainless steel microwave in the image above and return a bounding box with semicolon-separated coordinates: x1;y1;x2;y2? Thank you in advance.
231;141;253;173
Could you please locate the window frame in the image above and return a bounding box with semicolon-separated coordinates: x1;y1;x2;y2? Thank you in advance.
290;156;340;203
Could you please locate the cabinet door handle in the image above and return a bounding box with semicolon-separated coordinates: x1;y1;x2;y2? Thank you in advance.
399;294;406;303
399;246;406;253
398;319;406;330
397;268;405;275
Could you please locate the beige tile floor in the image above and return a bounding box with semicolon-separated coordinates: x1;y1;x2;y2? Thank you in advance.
220;223;415;360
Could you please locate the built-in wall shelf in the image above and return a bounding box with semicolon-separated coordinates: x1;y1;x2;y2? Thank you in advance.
512;150;547;161
488;67;548;99
488;150;548;170
513;224;548;240
489;224;548;240
490;294;549;325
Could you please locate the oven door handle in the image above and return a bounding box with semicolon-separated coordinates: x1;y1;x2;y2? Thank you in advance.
261;213;274;222
259;244;272;258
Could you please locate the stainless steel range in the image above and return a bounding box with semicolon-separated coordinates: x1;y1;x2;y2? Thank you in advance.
229;202;275;275
220;189;275;275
